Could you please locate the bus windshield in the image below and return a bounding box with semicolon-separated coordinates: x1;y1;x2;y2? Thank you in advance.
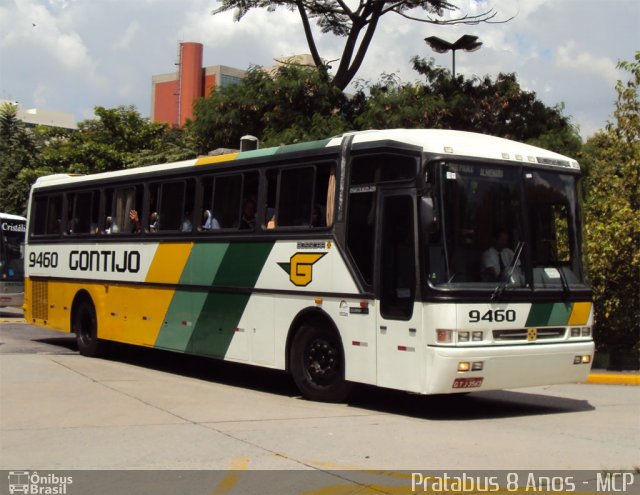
426;162;586;292
1;221;25;281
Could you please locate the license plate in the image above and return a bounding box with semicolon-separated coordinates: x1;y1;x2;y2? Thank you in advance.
452;377;484;389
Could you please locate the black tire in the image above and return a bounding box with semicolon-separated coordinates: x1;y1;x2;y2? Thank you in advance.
290;323;352;402
73;298;102;357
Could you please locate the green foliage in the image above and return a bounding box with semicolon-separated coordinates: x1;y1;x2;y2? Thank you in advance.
41;106;196;174
0;105;196;215
191;57;579;155
0;102;38;215
190;64;350;152
580;52;640;350
354;57;581;155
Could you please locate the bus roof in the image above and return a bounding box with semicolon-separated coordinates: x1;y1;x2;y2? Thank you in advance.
0;212;26;222
31;129;580;189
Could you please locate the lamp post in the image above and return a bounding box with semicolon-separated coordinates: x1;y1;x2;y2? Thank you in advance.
424;35;482;78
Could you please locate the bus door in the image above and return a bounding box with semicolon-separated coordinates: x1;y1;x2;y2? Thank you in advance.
375;190;423;392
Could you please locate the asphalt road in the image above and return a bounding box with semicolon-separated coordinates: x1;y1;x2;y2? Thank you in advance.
1;320;639;476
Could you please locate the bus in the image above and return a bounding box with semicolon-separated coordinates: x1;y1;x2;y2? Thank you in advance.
1;212;26;308
24;129;594;401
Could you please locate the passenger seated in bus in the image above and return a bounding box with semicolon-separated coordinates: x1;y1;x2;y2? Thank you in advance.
201;210;220;230
481;229;516;282
103;216;113;234
181;211;193;232
148;212;159;232
240;199;256;229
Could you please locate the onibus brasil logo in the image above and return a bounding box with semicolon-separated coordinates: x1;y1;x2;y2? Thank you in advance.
8;471;73;494
278;252;326;287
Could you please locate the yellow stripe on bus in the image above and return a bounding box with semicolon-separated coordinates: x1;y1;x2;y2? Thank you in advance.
195;153;239;166
145;243;193;284
568;302;591;326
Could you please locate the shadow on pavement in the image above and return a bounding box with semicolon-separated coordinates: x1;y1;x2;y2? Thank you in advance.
33;334;594;421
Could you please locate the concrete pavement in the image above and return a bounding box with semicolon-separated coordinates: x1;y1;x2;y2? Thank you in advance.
1;323;639;471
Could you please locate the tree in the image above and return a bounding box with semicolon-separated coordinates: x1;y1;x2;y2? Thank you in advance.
1;105;197;215
38;106;196;176
213;1;507;90
580;52;640;352
190;63;351;152
0;102;38;215
354;57;581;155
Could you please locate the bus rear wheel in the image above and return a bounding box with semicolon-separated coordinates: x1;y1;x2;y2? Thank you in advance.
290;323;351;402
73;298;101;357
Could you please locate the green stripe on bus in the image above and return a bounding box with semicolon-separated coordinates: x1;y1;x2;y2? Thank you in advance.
183;242;274;357
187;292;251;358
155;242;274;354
187;243;229;286
237;147;279;160
547;302;573;326
525;302;573;327
212;242;275;288
274;138;332;154
154;290;208;351
154;243;230;351
236;139;332;161
525;303;554;327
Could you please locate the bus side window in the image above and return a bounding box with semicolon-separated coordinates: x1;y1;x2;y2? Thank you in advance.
147;183;161;232
264;169;278;229
346;189;376;286
112;185;143;234
241;172;259;231
312;163;333;228
158;181;185;232
278;167;314;227
46;194;63;236
65;193;75;234
70;190;99;235
103;188;114;234
213;175;242;229
183;179;196;233
31;196;48;236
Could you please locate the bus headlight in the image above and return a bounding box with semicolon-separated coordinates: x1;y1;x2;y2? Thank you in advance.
458;331;470;342
581;327;591;337
571;327;581;337
472;331;483;341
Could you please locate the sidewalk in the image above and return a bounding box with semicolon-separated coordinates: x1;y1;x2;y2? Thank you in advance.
587;369;640;386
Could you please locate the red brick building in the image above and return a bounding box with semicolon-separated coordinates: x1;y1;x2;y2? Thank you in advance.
151;42;245;126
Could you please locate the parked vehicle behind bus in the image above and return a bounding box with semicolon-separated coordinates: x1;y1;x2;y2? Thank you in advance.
1;212;26;308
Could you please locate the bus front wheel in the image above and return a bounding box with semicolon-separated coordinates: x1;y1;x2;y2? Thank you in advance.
290;323;351;402
73;298;101;357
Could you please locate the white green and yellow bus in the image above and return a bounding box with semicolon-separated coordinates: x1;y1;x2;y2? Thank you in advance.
24;129;594;401
1;212;26;308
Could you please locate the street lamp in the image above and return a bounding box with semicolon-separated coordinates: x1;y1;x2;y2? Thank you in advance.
424;34;482;78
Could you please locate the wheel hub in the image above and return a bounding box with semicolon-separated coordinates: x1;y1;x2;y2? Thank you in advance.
306;339;337;381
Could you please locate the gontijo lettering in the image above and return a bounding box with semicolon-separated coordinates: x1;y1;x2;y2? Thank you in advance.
69;250;141;273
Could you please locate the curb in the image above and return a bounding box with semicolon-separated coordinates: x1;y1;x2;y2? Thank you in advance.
586;373;640;386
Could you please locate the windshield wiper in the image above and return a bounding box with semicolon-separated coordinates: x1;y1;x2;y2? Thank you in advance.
491;241;525;302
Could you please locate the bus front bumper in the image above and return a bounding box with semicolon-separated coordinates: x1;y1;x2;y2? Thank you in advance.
425;341;595;394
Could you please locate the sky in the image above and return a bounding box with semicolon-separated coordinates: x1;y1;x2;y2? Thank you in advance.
0;0;638;140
